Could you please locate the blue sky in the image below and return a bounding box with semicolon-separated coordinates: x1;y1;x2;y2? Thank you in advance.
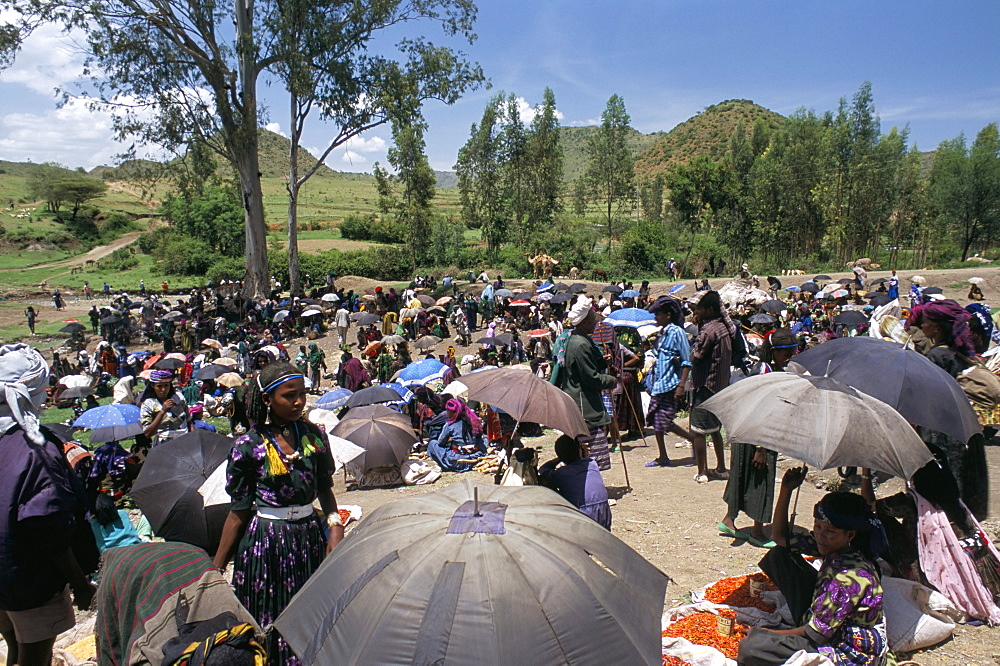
1;1;998;172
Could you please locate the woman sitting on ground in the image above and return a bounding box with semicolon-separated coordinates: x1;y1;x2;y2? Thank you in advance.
738;466;887;666
538;435;612;530
426;398;488;472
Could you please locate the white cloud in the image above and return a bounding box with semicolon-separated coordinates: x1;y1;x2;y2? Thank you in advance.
0;17;88;95
0;97;124;168
264;122;287;137
501;96;565;124
568;117;601;127
341;150;366;165
342;135;386;153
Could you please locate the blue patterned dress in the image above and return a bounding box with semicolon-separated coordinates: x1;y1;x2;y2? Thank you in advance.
226;421;333;665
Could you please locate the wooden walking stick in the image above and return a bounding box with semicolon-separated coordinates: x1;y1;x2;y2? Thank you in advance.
621;383;649;447
608;406;631;490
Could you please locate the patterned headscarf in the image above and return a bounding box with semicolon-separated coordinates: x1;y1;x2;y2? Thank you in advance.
647;295;683;323
0;343;50;445
444;397;483;434
814;492;888;555
907;301;977;357
149;369;174;383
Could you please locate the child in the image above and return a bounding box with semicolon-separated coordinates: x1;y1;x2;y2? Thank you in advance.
538;435;612;530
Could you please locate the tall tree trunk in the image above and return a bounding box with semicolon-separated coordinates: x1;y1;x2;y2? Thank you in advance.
287;91;301;297
235;0;268;299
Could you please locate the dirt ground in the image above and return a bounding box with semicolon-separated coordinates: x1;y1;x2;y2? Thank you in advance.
5;264;1000;663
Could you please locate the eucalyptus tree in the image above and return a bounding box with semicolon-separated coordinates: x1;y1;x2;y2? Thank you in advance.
0;0;482;296
583;94;634;247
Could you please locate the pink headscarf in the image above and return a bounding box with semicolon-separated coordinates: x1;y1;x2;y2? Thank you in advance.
445;397;482;434
907;301;977;357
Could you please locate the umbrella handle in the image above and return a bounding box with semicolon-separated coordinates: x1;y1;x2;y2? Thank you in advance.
789;476;803;526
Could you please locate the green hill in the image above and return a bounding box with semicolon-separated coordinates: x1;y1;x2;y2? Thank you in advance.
634;99;785;180
559;126;662;185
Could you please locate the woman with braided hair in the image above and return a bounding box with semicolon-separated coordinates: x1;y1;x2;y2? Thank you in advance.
213;362;343;665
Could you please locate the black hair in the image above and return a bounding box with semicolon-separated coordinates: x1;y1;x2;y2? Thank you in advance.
554;435;581;463
698;291;722;318
245;361;301;425
94;492;119;526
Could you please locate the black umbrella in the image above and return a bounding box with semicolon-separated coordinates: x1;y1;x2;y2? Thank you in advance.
870;278;889;285
100;315;123;325
833;310;868;326
837;278;855;285
413;335;442;350
43;423;78;442
59;386;93;399
553;283;569;291
788;337;981;444
602;285;623;294
194;363;230;380
800;282;820;294
299;298;320;305
814;274;832;281
344;385;404;409
923;286;943;295
356;313;380;327
59;323;86;334
767;276;782;290
129;430;234;553
760;300;786;314
749;313;776;324
568;283;587;294
494;332;514;346
868;294;892;307
154;357;185;370
549;293;574;304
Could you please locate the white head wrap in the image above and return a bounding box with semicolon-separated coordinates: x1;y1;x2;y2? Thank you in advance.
0;344;51;445
567;296;593;326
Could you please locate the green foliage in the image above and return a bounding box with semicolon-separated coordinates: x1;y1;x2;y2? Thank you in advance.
583;94;635;244
104;247;139;271
429;217;465;266
338;213;406;243
160;185;245;257
28;164;108;217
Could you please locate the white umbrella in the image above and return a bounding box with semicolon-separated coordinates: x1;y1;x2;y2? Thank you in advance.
322;293;340;302
969;277;985;285
301;308;323;317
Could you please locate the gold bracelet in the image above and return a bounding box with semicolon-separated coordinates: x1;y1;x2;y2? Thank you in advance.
326;512;344;529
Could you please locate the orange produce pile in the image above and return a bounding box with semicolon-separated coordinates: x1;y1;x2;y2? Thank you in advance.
339;508;352;525
661;610;746;660
661;657;691;666
704;573;777;613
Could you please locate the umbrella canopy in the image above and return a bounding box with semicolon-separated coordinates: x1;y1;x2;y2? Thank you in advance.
620;289;640;298
800;282;820;294
154;357;185;370
833;310;868;326
89;422;144;444
215;372;244;388
201;338;223;349
869;278;889;285
59;323;86;334
272;310;290;323
969;277;985;285
493;288;514;299
567;283;587;294
130;429;234;553
922;286;943;295
549;293;574;304
837;278;855;285
322;292;340;302
785;286;801;293
909;275;926;285
536;292;554;302
59;374;92;389
356;313;380;327
602;285;623;294
435;296;453;306
605;308;656;328
330;404;416;470
508;300;531;307
213;357;238;367
396;358;450;387
767;276;782;289
830;289;850;298
74;403;140;429
749;313;776;324
100;315;123;325
528;329;551;339
668;284;686;295
316;388;354;410
382;334;405;346
274;479;668;666
345;385;403;409
300;308;323;317
194;363;230;380
553;282;569;291
163;311;184;321
415;294;435;306
759;300;786;314
456;367;589;439
382;382;416;404
700;372;934;479
814;274;832;281
60;386;94;400
787;336;981;445
867;294;892;307
413;335;442;350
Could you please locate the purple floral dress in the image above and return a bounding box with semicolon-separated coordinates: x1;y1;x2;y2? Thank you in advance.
226;421;333;665
790;533;886;666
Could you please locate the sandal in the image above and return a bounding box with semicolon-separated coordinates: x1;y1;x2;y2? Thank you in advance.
748;535;777;549
694;473;708;484
645;458;672;467
707;469;729;481
717;522;750;540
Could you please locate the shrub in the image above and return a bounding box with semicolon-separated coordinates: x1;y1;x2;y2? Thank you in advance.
104;247;139;271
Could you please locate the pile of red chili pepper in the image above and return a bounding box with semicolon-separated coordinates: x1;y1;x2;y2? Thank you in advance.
661;656;692;666
661;610;746;660
338;508;352;525
704;572;777;613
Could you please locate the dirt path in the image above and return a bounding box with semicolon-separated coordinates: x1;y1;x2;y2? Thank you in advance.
0;231;143;275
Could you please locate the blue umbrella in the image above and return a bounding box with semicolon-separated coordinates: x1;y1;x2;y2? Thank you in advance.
620;289;640;298
606;308;656;328
90;423;145;444
669;284;686;295
74;403;141;429
396;359;449;387
382;382;416;404
536;283;555;293
315;388;353;410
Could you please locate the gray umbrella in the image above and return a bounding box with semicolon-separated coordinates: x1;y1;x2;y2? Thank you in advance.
759;300;786;314
749;313;776;324
344;385;403;409
273;479;668;665
493;288;514;299
700;372;934;479
787;336;981;444
413;335;442;350
330;404;415;470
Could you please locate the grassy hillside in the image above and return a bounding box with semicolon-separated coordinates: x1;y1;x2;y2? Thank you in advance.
559;126;662;186
634;99;785;180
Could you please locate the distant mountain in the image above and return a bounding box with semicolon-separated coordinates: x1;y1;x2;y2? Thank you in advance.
634;99;785;179
435;170;458;189
89;159;166;180
256;129;339;179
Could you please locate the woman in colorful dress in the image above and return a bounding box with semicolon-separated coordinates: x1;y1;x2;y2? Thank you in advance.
213;362;344;665
139;369;192;447
739;466;887;666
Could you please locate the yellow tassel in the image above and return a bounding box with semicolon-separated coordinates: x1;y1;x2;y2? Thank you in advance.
264;439;288;476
